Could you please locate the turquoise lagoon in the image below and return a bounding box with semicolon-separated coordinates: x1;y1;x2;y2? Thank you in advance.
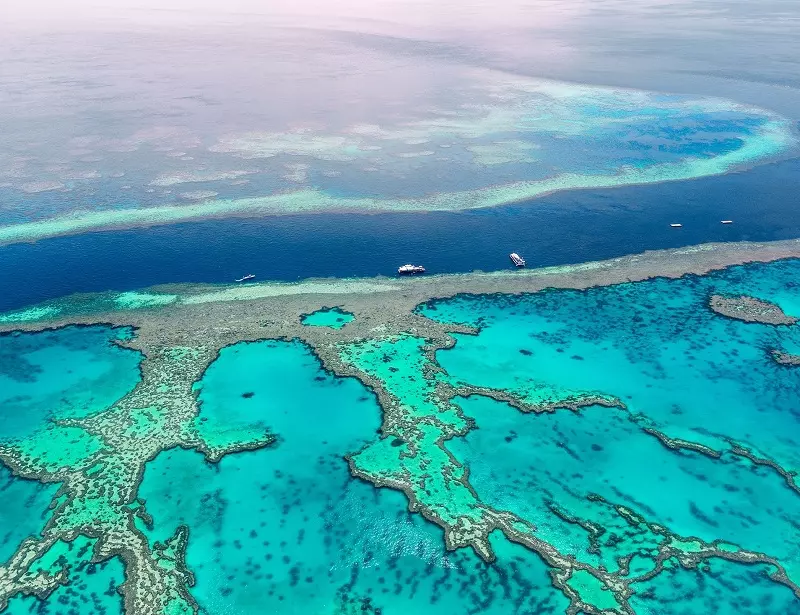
4;537;125;615
2;260;800;612
421;259;800;478
138;340;564;614
300;307;355;329
0;326;141;615
0;466;57;564
421;259;800;588
0;326;141;440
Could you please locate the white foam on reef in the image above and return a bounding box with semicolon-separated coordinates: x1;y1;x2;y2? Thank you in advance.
18;181;66;194
0;71;796;247
114;291;179;309
397;151;436;158
209;132;358;162
149;170;253;187
181;280;402;305
0;305;61;324
466;140;541;166
178;190;219;201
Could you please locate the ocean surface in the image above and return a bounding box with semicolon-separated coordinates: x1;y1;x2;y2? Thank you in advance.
3;260;800;612
1;156;799;313
1;0;800;313
2;1;800;614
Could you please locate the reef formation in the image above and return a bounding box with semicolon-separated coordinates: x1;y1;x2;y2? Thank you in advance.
0;70;797;247
708;294;797;325
1;239;800;614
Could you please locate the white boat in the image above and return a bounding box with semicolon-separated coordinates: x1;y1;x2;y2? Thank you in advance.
398;264;426;275
510;253;526;267
721;220;733;224
235;274;255;282
670;223;682;228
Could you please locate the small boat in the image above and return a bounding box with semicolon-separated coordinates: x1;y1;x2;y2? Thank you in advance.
670;223;682;228
235;274;255;282
510;253;526;267
721;220;733;224
398;264;426;275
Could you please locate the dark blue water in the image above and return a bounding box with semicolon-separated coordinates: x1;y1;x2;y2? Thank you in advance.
1;158;799;313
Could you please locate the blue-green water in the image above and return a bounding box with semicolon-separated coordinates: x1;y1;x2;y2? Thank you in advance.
0;325;139;614
420;259;800;589
138;340;566;614
4;259;800;612
300;307;355;329
4;537;125;615
0;467;58;564
422;259;800;475
0;326;141;440
629;558;797;615
2;0;800;609
450;395;800;584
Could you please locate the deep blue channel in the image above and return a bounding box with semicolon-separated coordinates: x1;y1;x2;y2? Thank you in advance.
1;158;799;313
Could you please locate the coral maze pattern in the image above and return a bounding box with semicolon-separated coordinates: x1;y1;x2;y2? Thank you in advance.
2;259;800;614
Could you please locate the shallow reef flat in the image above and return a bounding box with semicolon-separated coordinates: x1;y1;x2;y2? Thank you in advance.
0;69;796;247
2;239;800;614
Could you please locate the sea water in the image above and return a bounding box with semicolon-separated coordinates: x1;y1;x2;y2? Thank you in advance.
0;326;141;439
137;340;567;614
300;307;355;329
420;258;800;589
3;261;800;612
4;537;126;615
0;326;140;615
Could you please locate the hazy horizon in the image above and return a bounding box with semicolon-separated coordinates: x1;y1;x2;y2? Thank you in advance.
2;0;588;30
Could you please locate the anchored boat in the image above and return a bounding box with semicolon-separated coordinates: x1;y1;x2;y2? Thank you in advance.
235;274;256;282
398;264;426;275
510;253;526;267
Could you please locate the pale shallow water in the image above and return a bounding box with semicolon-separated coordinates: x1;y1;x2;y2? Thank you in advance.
4;537;125;615
300;307;356;329
0;1;799;307
0;5;798;245
138;340;566;614
0;326;141;439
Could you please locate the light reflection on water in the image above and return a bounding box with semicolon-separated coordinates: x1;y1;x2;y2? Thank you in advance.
0;9;797;228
